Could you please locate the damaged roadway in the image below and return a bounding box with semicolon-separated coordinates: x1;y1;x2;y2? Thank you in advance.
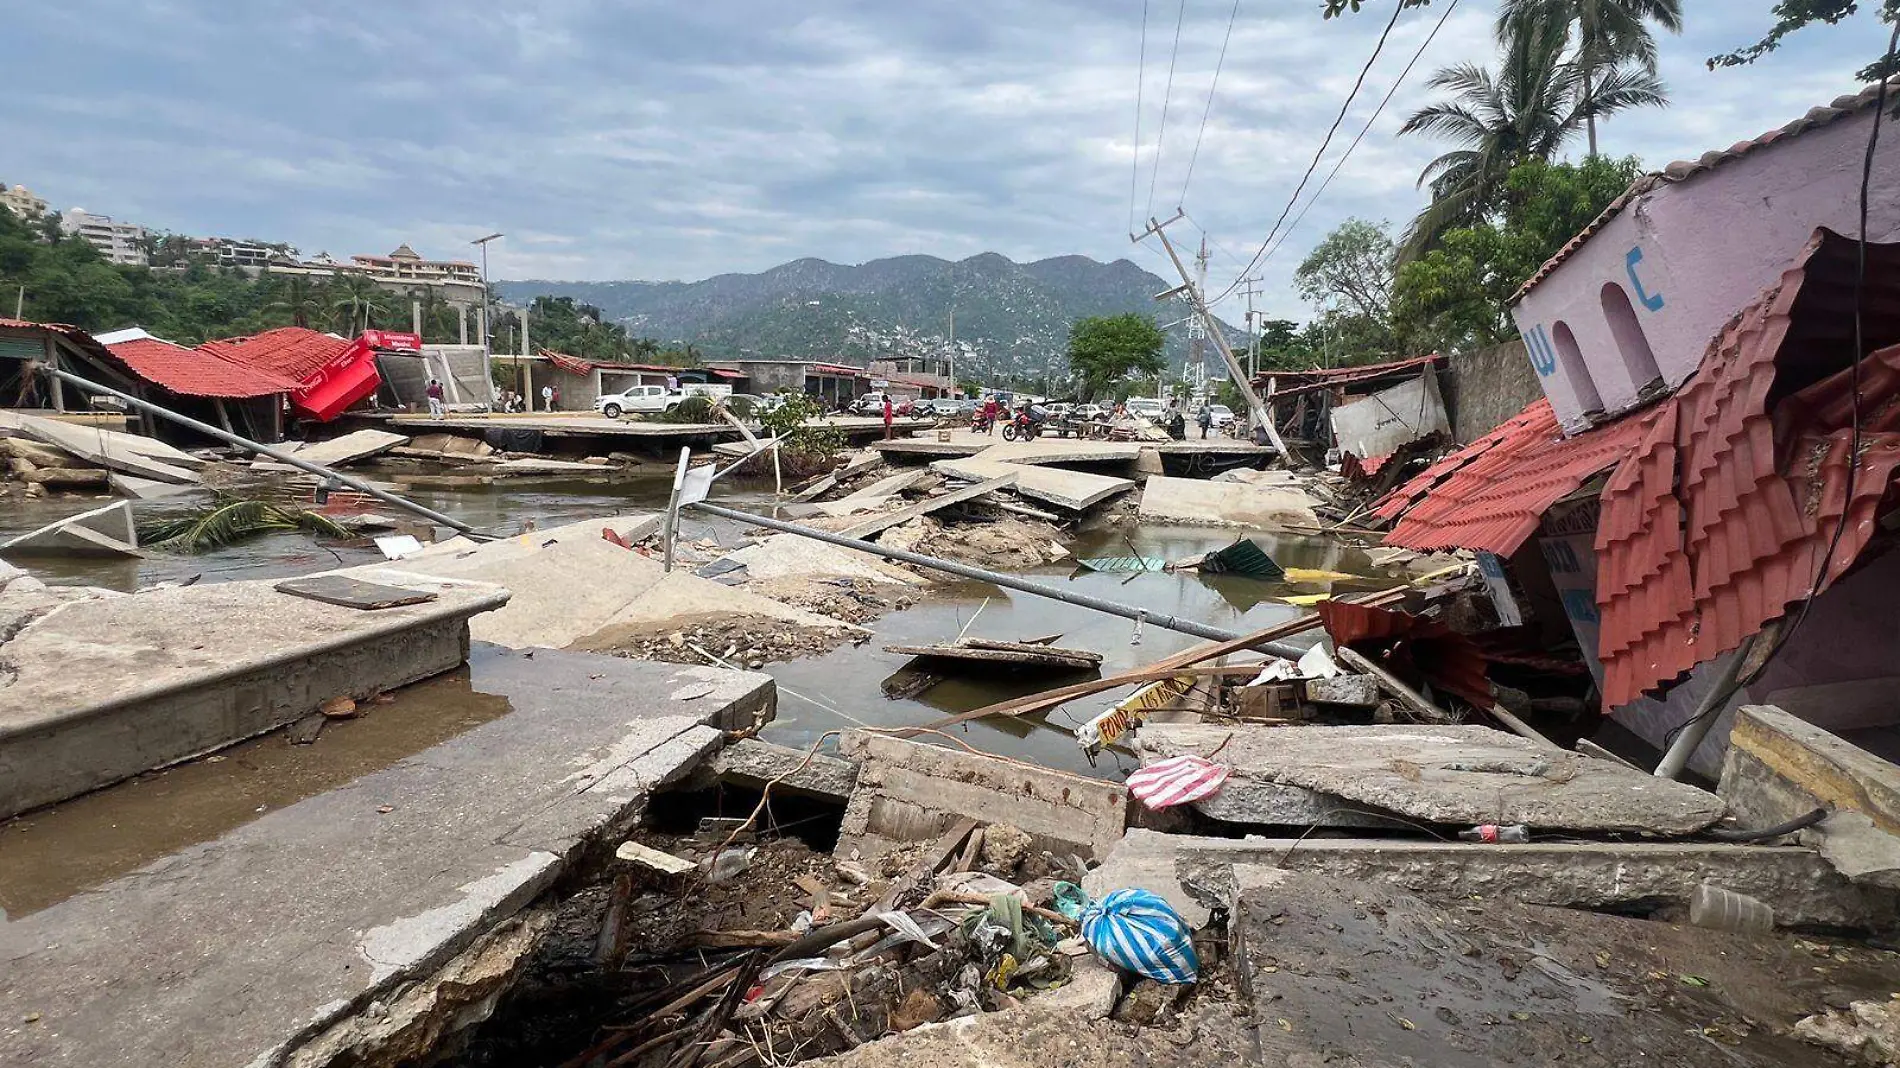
0;646;777;1068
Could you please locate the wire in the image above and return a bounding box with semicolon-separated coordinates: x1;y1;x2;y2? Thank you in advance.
1206;0;1408;306
1209;0;1461;309
1659;46;1898;756
1178;0;1244;209
1146;0;1190;221
1128;0;1151;239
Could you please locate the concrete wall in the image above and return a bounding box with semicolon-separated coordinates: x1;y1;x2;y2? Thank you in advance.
1512;103;1900;434
1441;340;1544;442
736;362;808;393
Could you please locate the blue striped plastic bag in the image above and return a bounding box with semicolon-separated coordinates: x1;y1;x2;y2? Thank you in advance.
1078;888;1199;984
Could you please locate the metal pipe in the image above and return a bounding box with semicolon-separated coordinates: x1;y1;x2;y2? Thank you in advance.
1653;635;1757;780
690;500;1309;654
40;365;481;535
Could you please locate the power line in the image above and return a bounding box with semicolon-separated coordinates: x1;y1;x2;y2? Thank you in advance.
1210;0;1460;308
1146;0;1190;221
1178;0;1244;209
1207;0;1408;305
1128;0;1151;238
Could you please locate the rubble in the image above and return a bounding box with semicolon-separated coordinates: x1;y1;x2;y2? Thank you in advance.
877;513;1070;568
1136;474;1321;529
250;428;407;470
0;499;140;557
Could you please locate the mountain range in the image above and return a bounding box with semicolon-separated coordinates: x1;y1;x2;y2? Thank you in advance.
496;252;1240;382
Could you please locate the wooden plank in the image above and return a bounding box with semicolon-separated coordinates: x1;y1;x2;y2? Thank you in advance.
883;642;1102;669
1336;646;1458;725
273;575;439;610
840;472;1018;540
790;472;838;503
875;816;978;912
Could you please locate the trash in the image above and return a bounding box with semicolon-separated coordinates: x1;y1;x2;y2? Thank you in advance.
876;910;943;949
1125;755;1230;810
1689;883;1776;934
614;839;697;875
1200;538;1284;579
936;871;1027;901
1457;824;1531;843
760;956;847;981
1297;645;1342;679
1052;882;1091;921
372;534;424;560
319;696;358;719
704;845;756;883
1078;888;1200;984
1075;675;1195;752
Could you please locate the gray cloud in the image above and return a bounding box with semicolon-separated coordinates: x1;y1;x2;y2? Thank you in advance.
0;0;1884;320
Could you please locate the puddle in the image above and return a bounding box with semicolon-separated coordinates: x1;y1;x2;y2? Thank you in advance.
0;645;519;919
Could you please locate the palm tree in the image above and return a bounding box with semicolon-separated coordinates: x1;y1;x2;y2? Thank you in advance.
266;275;325;328
1498;0;1682;156
328;274;387;334
1398;13;1665;259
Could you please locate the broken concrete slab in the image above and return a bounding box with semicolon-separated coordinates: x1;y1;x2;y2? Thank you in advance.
582;569;857;641
1140;722;1726;833
0;409;200;484
838;467;928;501
252;428;407;471
406;513;661;564
721;535;920;585
0;573;508;818
841;473;1018;539
838;731;1127;862
967;439;1143;467
929;456;1134;511
107;471;201;500
1305;673;1381;707
1083;831;1213;929
1123;827;1893;929
0;500;140;558
0;649;775;1068
699;737;860;802
1137;474;1319;529
1723;704;1900;833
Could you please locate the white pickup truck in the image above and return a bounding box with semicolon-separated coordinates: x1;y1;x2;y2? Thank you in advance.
595;385;680;419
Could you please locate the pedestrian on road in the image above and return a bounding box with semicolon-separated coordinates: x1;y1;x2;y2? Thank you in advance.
883;395;895;440
1197;404;1213;439
425;378;446;420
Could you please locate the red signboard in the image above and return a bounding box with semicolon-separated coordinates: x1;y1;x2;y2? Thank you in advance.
359;329;422;352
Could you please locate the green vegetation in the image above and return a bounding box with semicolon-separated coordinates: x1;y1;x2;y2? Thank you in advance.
1709;1;1900;80
489;296;702;366
1065;313;1167;401
137;497;354;553
755;392;845;476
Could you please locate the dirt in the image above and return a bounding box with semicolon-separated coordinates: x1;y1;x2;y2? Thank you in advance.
877;514;1071;569
602;613;866;669
743;575;921;625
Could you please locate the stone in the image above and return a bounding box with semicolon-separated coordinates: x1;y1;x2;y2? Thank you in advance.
838;731;1127;862
0;649;776;1068
1139;722;1726;834
1304;673;1380;707
929;456;1134;511
1136;475;1320;529
979;823;1033;874
890;988;946;1032
1722;704;1900;832
1796;999;1900;1066
0;574;507;818
0;500;139;557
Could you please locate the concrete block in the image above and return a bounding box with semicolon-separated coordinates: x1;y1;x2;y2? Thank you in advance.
1083;831;1213;928
0;500;138;557
705;737;860;801
0;650;775;1068
0;574;507;818
929;456;1134;511
251;429;407;470
838;732;1127;861
1721;705;1900;888
1305;673;1380;707
1137;475;1320;529
1031;955;1122;1019
1128;828;1896;929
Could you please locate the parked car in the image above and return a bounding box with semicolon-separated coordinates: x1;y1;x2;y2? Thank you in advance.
1207;404;1236;428
1125;398;1165;422
1071;403;1107;421
595;384;681;419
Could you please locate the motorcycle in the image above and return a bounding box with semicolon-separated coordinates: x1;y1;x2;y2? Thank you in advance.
1001;411;1045;442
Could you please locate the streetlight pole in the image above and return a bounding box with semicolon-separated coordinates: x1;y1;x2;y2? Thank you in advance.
471;232;504;406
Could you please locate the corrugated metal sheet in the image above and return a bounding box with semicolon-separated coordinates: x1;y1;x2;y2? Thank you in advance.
1594;228;1900;705
1375;397;1656;555
1255;354;1446;398
1317;599;1493;707
1513;78;1897;305
105;336;294;398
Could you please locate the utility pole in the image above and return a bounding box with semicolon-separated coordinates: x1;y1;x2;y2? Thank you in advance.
1186;236;1209;403
1140;214;1290;459
947;305;956;397
1240;277;1263;378
472;232;504;403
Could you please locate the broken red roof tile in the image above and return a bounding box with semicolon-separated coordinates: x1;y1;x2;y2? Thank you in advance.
201;327;354;384
104;336;295;399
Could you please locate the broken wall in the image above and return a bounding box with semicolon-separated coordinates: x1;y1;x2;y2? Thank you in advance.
1441;339;1544;443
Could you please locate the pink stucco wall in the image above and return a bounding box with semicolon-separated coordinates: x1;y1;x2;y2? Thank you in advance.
1512;103;1900;433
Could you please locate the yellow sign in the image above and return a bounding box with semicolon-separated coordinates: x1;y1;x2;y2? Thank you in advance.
1075;675;1194;753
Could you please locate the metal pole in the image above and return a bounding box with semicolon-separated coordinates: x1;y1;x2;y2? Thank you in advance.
689;500;1309;653
1653;635;1757;780
661;446;689;573
40;366;481;535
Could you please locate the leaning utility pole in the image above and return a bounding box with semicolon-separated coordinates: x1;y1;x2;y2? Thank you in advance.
1141;214;1290;458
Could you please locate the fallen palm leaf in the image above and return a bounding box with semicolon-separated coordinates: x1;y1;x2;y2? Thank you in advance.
137;497;356;554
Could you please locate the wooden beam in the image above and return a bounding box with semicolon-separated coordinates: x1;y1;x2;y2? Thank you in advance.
1336;647;1458;725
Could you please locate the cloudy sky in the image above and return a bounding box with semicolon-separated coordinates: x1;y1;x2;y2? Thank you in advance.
1;1;1884;318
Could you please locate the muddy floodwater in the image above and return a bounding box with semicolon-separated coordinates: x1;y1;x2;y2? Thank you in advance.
0;473;1397;917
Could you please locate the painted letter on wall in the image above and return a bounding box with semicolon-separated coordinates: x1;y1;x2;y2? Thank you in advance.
1625;247;1664;312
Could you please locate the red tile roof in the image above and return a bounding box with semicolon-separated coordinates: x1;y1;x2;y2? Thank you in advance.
201;327;354;383
105;336;295;398
1318;599;1494;707
1512;78;1898;305
1374;397;1658;555
1593;228;1900;705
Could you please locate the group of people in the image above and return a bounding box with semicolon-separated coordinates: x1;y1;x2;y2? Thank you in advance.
482;385;558;415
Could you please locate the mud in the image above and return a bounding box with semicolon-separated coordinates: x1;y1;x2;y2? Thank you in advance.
878;514;1071;569
744;575;922;626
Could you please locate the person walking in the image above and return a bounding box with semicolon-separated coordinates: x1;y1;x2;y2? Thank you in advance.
425;377;446;420
539;384;554;411
882;395;895;440
1197;404;1213;439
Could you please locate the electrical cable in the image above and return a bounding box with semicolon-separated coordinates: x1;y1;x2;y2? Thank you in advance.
1205;0;1408;306
1659;44;1898;756
1208;0;1461;309
1128;0;1151;239
1177;0;1244;209
1146;0;1191;221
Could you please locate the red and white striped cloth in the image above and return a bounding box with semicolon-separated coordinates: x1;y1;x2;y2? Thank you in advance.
1125;755;1230;809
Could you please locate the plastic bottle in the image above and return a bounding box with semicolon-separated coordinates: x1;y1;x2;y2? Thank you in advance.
1458;823;1530;843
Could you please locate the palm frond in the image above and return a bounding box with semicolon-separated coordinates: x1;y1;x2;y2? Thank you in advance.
138;497;355;554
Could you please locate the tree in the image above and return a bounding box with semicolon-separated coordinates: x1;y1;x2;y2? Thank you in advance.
1399;11;1664;259
1498;0;1683;155
1710;1;1900;81
1064;313;1166;401
329;273;385;334
265;275;325;329
1296;219;1397;327
1392;154;1644;352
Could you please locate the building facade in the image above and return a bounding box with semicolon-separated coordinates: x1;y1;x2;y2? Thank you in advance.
60;209;148;266
1511;82;1900;434
0;184;47;220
